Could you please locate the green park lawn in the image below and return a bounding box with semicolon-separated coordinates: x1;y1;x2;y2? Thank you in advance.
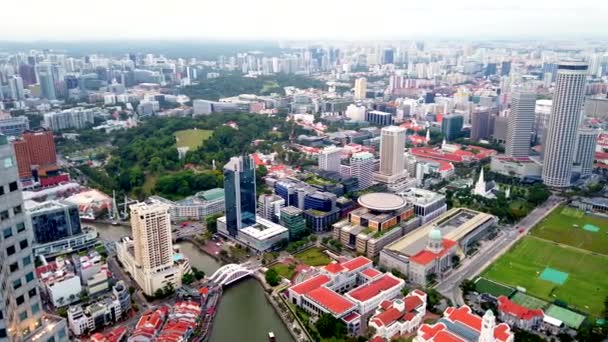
270;263;296;280
530;205;608;255
294;247;331;267
174;129;213;149
482;236;608;316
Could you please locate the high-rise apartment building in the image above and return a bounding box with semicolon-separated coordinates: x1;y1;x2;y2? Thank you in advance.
534;99;552;145
542;62;588;188
378;126;406;180
350;152;375;190
574;129;599;177
318;145;342;173
0;135;68;341
117;201;190;296
130;202;173;272
354;77;367;100
223;155;256;236
505;91;536;157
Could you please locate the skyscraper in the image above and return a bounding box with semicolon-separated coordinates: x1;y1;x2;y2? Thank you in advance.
350;152;374;190
354;77;367;100
470;108;491;141
574;129;599;178
378;126;406;177
542;62;588;188
0;135;68;341
318;145;342;173
441;114;463;141
223;155;256;236
38;65;56;100
505;91;536;157
130;202;173;272
8;75;25;100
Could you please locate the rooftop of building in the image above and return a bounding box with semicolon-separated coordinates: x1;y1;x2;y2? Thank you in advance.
289;274;331;295
238;215;289;240
305;286;356;316
418;305;513;342
398;188;444;206
410;239;458;265
370;292;425;327
385;208;496;256
497;296;544;320
358;192;408;212
346;274;402;302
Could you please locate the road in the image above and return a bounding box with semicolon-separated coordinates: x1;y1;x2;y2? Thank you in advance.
435;196;564;305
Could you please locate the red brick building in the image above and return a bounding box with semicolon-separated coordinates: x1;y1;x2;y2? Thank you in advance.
13;129;57;179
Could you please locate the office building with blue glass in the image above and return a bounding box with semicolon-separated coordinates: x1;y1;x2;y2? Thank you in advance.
223;155;257;237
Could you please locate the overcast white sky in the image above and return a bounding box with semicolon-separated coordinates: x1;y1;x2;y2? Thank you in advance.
1;0;607;40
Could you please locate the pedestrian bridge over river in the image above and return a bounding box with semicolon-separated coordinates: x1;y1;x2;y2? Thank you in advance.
208;263;256;286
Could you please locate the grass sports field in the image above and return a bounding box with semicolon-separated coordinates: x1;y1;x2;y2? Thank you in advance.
531;205;608;255
174;129;213;149
482;236;608;316
294;247;331;267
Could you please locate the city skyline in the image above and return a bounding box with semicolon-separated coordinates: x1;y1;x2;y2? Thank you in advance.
1;0;608;41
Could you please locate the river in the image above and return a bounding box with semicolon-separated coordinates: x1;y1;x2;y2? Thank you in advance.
91;223;294;342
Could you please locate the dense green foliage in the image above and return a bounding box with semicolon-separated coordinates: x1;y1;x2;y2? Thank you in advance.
265;268;280;286
315;313;347;339
98;113;291;199
182;73;326;101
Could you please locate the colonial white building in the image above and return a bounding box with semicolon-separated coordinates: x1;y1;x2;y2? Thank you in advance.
369;289;427;340
287;256;405;334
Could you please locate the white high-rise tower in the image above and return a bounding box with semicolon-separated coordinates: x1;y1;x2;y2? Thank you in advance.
505;91;536;157
379;126;406;177
542;62;588;187
354;77;367;100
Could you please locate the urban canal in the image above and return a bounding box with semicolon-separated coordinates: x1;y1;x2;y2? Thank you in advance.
92;223;294;342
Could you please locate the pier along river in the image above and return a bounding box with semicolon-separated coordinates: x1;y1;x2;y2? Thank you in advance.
92;223;294;342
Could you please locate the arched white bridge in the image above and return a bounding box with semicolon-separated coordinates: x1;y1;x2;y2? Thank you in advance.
208;263;255;286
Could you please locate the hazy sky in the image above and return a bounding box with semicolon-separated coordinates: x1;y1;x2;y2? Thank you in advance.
2;0;607;40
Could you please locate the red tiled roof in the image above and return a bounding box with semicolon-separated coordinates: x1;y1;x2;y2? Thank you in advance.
306;287;355;315
361;268;382;278
494;323;513;342
444;306;481;331
341;256;372;271
497;296;543;321
403;295;424;311
323;262;345;274
380;300;392;310
418;323;448;340
596;152;608;159
342;312;360;322
347;274;402;302
373;307;403;327
370;336;387;342
289;274;331;295
433;330;466;342
410;239;457;265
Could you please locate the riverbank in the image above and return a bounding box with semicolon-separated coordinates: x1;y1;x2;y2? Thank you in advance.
255;273;309;342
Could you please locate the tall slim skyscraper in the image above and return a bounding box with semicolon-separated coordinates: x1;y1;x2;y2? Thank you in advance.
505;91;536;157
379;126;406;177
354;77;367;100
542;62;588;188
8;76;25;101
318;146;342;173
574;129;599;178
130;202;173;272
223;155;256;236
0;135;68;341
470;108;491;141
38;65;56;100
